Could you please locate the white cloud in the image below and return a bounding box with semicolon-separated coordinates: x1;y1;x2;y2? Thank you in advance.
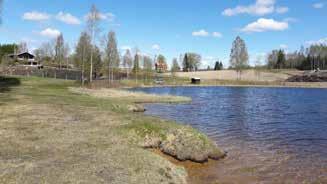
276;6;289;14
306;38;327;45
192;29;209;37
212;32;223;38
23;11;50;21
84;12;115;21
313;3;324;9
279;44;288;49
241;18;289;33
40;28;61;38
152;44;160;50
192;30;222;38
222;0;288;16
56;12;81;25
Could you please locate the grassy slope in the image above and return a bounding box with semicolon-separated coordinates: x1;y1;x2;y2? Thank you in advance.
0;76;221;184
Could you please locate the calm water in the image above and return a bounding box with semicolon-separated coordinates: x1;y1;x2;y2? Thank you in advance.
134;86;327;183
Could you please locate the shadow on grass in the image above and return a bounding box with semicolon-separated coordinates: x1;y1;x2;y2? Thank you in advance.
0;76;21;93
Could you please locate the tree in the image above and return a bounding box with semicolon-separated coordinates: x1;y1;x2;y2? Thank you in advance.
123;49;133;78
86;4;101;82
183;53;201;71
267;50;279;69
92;45;102;79
0;43;17;64
105;31;120;84
214;61;223;70
182;54;189;72
75;32;92;85
156;54;167;73
55;33;64;69
133;53;140;83
171;58;180;81
143;55;153;82
37;41;55;65
276;49;286;69
17;42;28;53
229;36;249;79
171;58;180;73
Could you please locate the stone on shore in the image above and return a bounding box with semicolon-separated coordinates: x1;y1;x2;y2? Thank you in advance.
139;126;226;163
159;128;226;163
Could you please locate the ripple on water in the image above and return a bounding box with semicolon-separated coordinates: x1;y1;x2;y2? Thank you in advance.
133;86;327;183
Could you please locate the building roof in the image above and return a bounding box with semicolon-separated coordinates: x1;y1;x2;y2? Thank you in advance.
8;52;35;59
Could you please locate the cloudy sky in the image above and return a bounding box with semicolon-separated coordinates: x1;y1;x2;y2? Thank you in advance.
0;0;326;68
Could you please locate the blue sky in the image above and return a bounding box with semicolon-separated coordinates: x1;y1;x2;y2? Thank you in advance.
0;0;326;68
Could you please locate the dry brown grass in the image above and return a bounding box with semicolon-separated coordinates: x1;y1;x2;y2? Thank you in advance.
69;87;191;103
0;77;190;184
170;70;302;82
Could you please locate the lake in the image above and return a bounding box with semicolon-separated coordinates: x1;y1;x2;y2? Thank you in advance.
133;86;327;183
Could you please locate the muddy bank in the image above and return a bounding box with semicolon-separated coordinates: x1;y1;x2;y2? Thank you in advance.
286;71;327;82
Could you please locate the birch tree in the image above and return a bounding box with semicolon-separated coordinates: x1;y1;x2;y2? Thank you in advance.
229;36;249;79
123;49;133;78
143;55;153;82
105;31;120;84
75;32;92;85
86;4;101;82
171;58;180;82
17;42;28;53
55;33;64;69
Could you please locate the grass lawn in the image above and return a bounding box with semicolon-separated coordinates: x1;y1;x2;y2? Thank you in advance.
0;76;222;184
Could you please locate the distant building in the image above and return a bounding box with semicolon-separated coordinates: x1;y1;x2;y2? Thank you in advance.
8;52;38;66
155;62;167;73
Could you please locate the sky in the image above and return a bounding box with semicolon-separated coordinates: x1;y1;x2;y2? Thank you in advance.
0;0;327;68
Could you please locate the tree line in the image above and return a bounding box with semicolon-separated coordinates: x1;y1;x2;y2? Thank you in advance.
267;45;327;70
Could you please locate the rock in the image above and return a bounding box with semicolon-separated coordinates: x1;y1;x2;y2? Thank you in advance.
127;104;146;112
159;128;226;163
141;135;161;148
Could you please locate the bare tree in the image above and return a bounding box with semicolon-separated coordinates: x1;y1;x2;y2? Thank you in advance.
55;33;64;69
123;49;133;78
105;31;120;84
171;58;180;83
17;42;28;53
182;53;201;72
143;55;153;82
86;4;101;82
229;36;249;79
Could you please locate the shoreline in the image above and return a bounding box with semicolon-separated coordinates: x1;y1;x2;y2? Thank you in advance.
126;81;327;89
0;76;225;184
